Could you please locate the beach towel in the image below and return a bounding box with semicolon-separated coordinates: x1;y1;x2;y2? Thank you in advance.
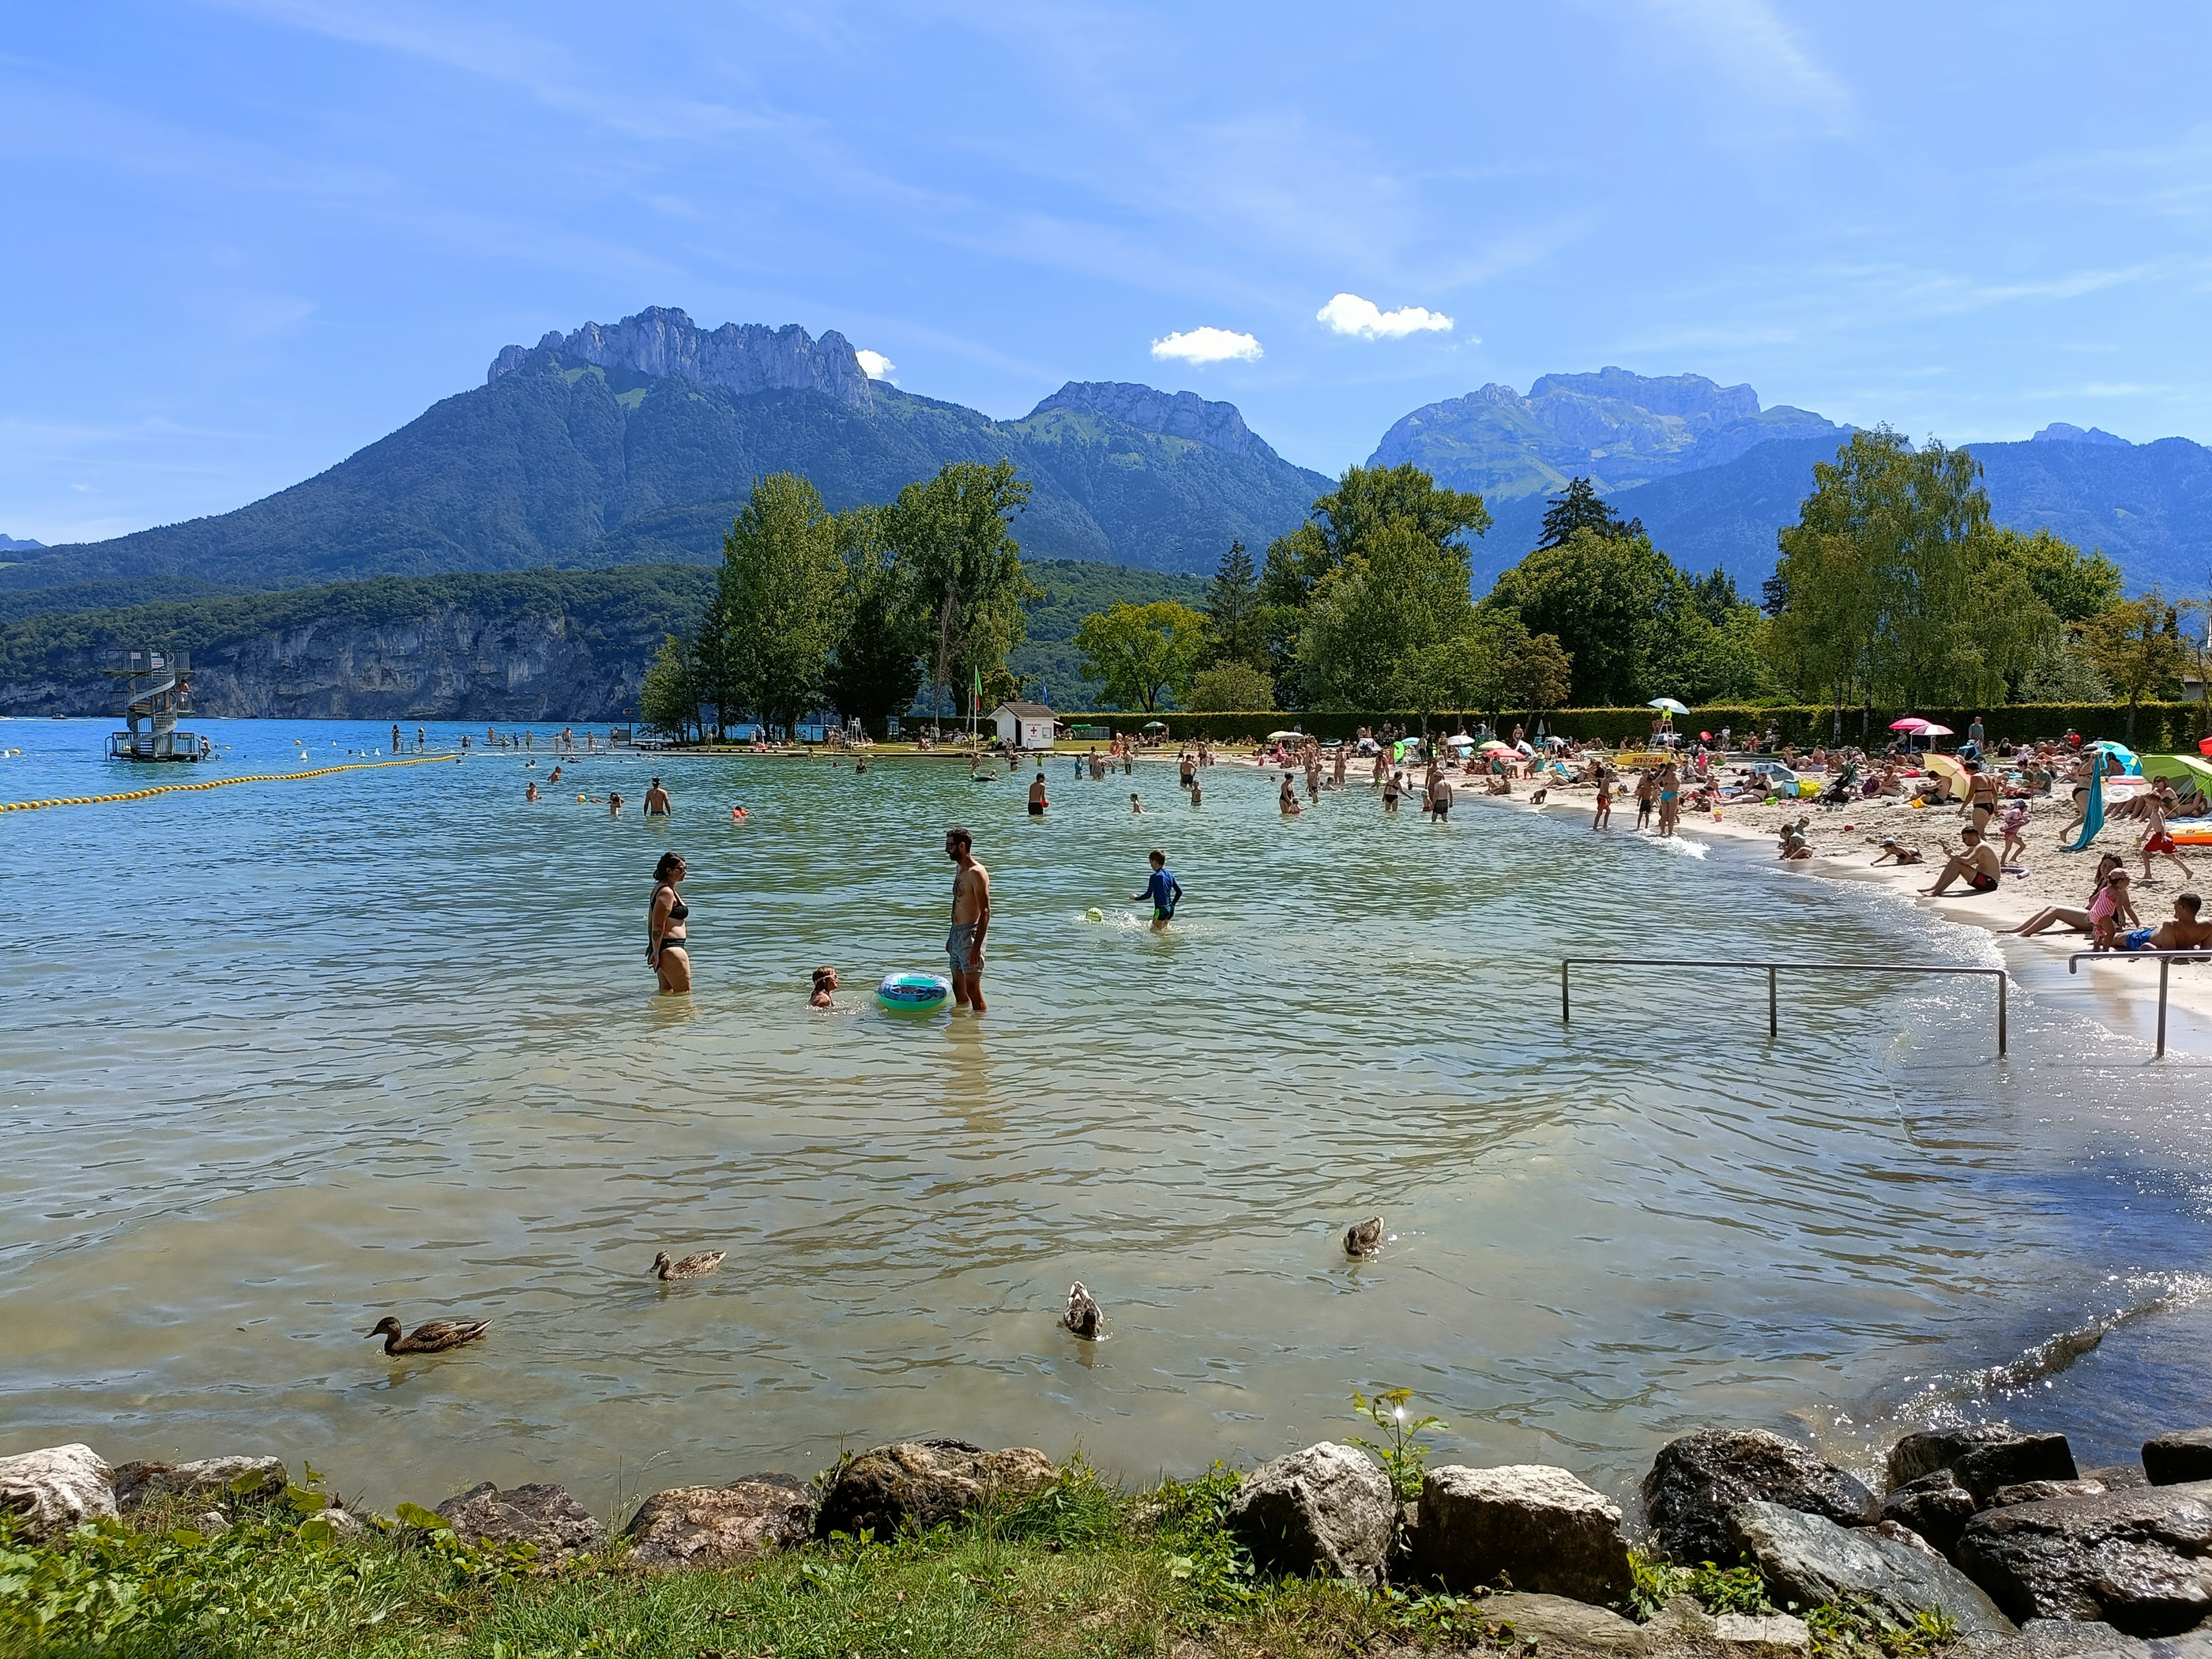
2062;766;2104;853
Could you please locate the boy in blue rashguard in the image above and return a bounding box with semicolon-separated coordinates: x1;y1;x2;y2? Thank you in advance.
1131;848;1183;931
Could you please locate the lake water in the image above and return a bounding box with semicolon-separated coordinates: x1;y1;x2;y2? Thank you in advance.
3;717;2208;1517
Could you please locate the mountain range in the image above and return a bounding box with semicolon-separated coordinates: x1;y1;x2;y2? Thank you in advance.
6;309;2210;606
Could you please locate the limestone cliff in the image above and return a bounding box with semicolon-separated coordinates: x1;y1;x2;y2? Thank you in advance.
487;305;875;410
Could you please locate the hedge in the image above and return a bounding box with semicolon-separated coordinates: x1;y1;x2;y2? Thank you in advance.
1050;703;2212;750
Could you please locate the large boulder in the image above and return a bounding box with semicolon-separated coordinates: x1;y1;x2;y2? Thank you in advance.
1954;1479;2212;1636
434;1482;607;1562
1729;1501;2016;1638
1887;1428;2076;1503
2146;1434;2212;1488
1890;1425;2023;1490
1642;1429;1879;1567
624;1476;814;1569
1223;1443;1395;1585
0;1444;117;1540
1884;1471;1980;1557
1414;1463;1632;1601
814;1441;1056;1539
115;1457;287;1508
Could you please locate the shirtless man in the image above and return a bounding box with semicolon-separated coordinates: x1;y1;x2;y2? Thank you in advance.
2118;891;2212;953
944;827;991;1014
1922;826;2003;896
1592;773;1612;830
1029;772;1048;816
1431;773;1453;823
644;777;672;815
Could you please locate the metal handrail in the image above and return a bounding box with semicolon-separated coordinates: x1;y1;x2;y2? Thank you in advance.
1560;958;2008;1055
2067;950;2212;1058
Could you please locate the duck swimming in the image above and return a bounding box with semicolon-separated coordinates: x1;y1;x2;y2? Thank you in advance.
367;1315;489;1355
1343;1216;1385;1257
1063;1282;1104;1340
653;1250;724;1281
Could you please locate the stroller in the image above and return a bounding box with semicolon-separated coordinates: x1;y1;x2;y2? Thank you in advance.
1816;760;1860;808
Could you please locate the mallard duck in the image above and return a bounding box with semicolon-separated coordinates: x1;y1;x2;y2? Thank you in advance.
366;1315;489;1355
1063;1281;1104;1340
653;1249;724;1281
1343;1216;1385;1257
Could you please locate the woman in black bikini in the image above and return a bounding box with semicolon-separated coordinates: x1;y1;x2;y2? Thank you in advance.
649;852;692;994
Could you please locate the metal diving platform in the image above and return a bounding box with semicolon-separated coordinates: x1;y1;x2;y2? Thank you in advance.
102;647;205;762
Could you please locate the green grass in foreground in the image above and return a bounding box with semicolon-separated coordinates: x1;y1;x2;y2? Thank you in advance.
2;1459;1958;1659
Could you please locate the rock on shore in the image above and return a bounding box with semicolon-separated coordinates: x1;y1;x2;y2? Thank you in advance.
1642;1429;1879;1566
434;1482;607;1562
1728;1500;2016;1637
1954;1478;2212;1636
0;1444;116;1539
115;1456;287;1507
625;1476;815;1569
1224;1443;1395;1585
1414;1463;1633;1601
814;1441;1056;1539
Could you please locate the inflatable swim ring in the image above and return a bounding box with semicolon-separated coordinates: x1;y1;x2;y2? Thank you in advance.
876;972;952;1014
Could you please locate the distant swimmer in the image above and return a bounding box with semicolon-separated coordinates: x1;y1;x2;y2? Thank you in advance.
525;781;540;803
1279;773;1301;816
416;726;425;752
608;792;625;817
731;804;748;822
391;724;401;753
1130;848;1183;931
810;965;840;1007
548;766;563;784
644;777;672;815
649;852;692;994
1382;770;1402;812
1130;792;1145;814
1029;772;1048;816
943;826;991;1015
1190;774;1202;807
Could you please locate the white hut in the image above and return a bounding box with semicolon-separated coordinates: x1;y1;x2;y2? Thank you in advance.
991;702;1056;751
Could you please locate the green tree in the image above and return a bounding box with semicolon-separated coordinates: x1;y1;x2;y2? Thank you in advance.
1260;463;1490;702
717;472;848;734
1202;540;1266;670
1985;526;2123;625
638;634;701;741
1766;427;2056;715
1295;521;1479;710
1537;477;1642;549
1074;600;1209;712
825;505;924;733
1484;526;1671;706
2085;589;2188;738
1189;660;1275;710
1398;611;1572;718
1645;567;1776;705
885;459;1035;725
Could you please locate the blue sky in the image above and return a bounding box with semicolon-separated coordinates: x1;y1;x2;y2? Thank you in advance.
6;0;2210;545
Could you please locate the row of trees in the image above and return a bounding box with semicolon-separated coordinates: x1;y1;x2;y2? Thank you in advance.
640;461;1034;741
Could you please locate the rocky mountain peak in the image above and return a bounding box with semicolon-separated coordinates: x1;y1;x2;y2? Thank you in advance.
1528;367;1761;426
487;307;875;410
1029;382;1278;461
2033;423;2131;447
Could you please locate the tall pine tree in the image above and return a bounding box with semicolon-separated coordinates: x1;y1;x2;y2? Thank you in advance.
1537;478;1642;549
1203;540;1265;670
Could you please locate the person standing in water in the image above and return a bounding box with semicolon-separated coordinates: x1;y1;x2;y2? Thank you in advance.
945;826;991;1014
1130;848;1183;931
648;852;691;994
1029;771;1048;816
391;724;401;754
644;777;672;815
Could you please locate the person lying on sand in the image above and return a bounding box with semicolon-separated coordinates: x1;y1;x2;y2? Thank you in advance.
1921;826;2002;895
2119;891;2212;953
1871;837;1922;866
2005;856;2124;938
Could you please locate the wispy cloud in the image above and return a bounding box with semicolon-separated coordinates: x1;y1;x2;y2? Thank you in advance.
1630;0;1850;130
1316;293;1452;340
1151;327;1262;365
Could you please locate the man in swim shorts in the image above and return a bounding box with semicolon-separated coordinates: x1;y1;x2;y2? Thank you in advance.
945;826;991;1014
1922;826;2003;896
2126;891;2212;952
1130;848;1183;931
645;777;672;815
1431;773;1452;822
1029;772;1048;815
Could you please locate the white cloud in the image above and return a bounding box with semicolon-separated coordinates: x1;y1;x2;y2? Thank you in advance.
1149;326;1262;364
855;348;897;380
1315;292;1453;339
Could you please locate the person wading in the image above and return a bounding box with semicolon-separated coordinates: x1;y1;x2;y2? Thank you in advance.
944;826;991;1014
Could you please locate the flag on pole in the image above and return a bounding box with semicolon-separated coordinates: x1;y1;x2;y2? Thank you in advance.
972;666;982;713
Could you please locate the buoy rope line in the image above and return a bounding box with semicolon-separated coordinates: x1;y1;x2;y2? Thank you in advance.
2;753;460;813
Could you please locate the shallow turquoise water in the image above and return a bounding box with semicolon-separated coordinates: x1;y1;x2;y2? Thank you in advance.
2;717;2207;1514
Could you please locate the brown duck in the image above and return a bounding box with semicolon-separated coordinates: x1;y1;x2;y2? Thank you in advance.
1063;1281;1104;1340
653;1250;724;1281
1343;1216;1385;1257
367;1315;489;1355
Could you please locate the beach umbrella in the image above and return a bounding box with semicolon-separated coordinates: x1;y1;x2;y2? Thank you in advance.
2094;740;2135;756
1480;739;1513;751
1266;730;1303;743
1918;723;1955;738
1890;717;1929;732
1925;753;1968;788
1142;720;1168;732
1648;698;1689;714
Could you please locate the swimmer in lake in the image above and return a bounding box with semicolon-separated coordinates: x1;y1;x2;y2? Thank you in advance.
810;965;839;1007
525;781;539;802
548;766;563;784
1278;773;1301;815
1130;792;1145;814
648;852;691;994
608;792;625;817
1029;772;1048;815
1130;848;1183;931
644;777;672;815
944;826;990;1014
1382;769;1402;811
